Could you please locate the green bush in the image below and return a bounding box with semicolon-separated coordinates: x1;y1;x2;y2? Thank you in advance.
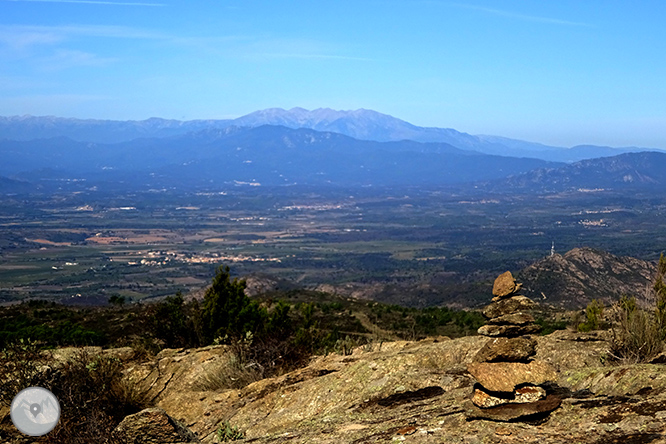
108;295;126;306
149;292;204;349
578;299;604;332
0;314;106;349
216;421;245;442
535;317;567;335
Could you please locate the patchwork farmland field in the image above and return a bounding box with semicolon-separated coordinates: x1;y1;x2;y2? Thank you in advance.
2;186;666;307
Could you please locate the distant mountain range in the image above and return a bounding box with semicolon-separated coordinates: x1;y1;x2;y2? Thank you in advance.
1;108;661;162
2;122;666;193
485;151;666;193
2;107;666;194
0;176;35;194
0;126;559;189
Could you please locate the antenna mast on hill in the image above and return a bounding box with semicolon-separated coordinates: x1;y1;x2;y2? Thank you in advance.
550;241;555;257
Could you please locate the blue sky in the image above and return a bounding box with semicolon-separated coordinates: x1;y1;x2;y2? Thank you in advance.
1;0;665;148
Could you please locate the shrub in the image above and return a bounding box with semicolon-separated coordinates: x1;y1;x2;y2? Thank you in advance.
0;339;48;407
578;299;604;332
216;421;245;442
535;317;567;335
108;295;126;306
0;314;106;349
0;342;149;443
610;295;663;363
45;350;149;443
195;333;265;391
150;293;192;348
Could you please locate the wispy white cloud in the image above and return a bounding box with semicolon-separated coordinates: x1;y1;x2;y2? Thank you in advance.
450;2;592;27
40;48;118;69
0;75;56;91
0;28;63;50
254;53;376;62
0;24;168;41
0;24;169;54
3;0;164;6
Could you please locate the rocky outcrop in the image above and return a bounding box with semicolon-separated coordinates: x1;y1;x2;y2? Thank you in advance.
111;407;200;443
109;327;666;444
519;247;656;309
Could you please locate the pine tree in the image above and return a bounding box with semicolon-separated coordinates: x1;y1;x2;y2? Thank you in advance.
201;266;263;343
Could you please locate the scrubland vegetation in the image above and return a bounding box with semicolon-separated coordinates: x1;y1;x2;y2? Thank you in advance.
606;253;666;362
1;255;665;442
0;256;666;443
0;264;487;442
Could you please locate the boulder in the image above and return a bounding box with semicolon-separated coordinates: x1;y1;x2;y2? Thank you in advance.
111;407;200;443
487;313;535;326
471;384;546;408
492;271;519;298
482;296;535;319
467;361;558;393
473;337;537;363
103;346;136;362
477;323;541;338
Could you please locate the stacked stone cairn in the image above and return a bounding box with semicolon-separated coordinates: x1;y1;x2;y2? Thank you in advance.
465;271;561;421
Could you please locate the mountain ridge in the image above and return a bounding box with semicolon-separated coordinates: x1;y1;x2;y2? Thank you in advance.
0;125;559;189
2;108;661;162
3;126;666;193
518;247;657;309
485;151;666;193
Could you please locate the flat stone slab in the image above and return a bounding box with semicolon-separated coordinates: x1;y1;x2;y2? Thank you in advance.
472;384;546;408
487;313;535;326
483;296;536;319
465;393;562;422
473;337;537;363
467;361;558;393
478;323;541;338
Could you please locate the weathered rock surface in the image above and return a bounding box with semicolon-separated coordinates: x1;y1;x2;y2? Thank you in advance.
492;271;520;298
112;331;666;444
111;407;200;443
473;337;537;363
483;295;536;319
487;312;536;325
467;360;558;392
478;322;541;337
